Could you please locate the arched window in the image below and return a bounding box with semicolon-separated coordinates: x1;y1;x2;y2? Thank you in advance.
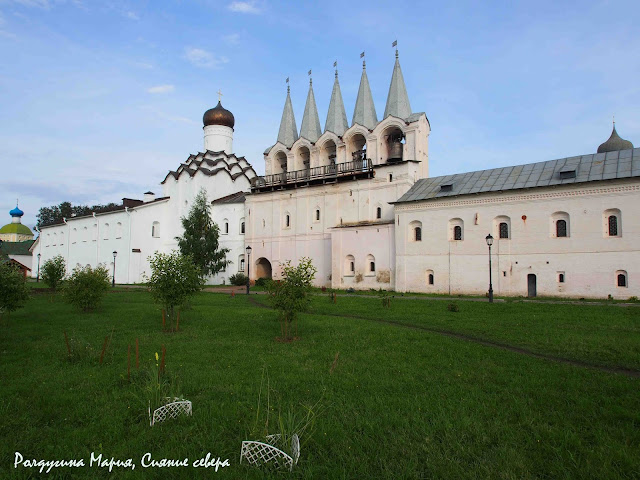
551;212;570;238
115;222;123;239
239;254;245;272
152;221;160;238
409;220;423;242
558;272;565;283
376;207;382;219
617;270;627;287
426;269;434;286
494;216;511;240
604;209;621;237
366;254;375;276
240;218;245;235
499;223;509;239
345;255;355;276
223;219;229;235
556;220;567;237
449;218;464;241
315;209;320;222
103;223;110;240
284;213;291;229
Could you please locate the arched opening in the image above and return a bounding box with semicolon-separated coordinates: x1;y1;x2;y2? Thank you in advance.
366;254;375;276
376;206;382;219
426;269;434;286
296;146;311;176
344;255;355;276
320;139;337;168
348;133;367;163
255;258;272;279
409;220;423;242
151;221;160;238
383;126;405;163
604;209;621;237
616;270;627;287
273;151;288;176
449;218;464;241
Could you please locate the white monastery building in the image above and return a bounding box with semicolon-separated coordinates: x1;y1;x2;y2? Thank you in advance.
33;50;639;299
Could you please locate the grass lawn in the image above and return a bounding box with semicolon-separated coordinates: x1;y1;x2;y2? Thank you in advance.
1;290;638;479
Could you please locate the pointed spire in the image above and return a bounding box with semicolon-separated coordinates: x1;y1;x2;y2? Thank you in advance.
383;49;412;120
324;67;349;136
352;60;378;129
276;82;298;148
299;77;322;143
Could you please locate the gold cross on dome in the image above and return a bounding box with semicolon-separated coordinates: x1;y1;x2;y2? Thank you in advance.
217;89;223;102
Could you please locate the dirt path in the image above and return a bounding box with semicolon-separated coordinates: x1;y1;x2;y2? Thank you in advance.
247;296;640;379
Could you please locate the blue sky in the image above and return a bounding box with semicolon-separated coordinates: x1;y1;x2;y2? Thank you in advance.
1;0;639;229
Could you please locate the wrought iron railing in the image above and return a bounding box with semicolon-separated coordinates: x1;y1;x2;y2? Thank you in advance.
252;158;373;189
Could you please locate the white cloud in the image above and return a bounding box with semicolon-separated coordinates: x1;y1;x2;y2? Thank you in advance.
223;33;240;45
124;10;139;20
8;0;51;8
147;84;174;94
184;47;228;69
227;1;261;14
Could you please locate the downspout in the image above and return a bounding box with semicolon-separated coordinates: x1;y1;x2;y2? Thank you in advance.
448;241;451;295
63;218;70;266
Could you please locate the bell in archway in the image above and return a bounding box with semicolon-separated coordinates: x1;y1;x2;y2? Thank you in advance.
388;136;403;162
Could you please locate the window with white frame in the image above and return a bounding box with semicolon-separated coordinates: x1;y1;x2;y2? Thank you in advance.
494;216;511;239
345;255;355;276
449;218;464;241
238;254;245;272
152;221;160;238
551;212;570;238
409;220;422;242
366;254;375;276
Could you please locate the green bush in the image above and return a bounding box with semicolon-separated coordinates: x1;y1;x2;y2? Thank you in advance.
146;252;204;331
0;262;30;318
229;273;248;286
63;264;111;312
254;277;270;288
41;255;66;291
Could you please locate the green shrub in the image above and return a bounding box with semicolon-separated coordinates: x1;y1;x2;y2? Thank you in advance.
0;262;30;318
146;252;204;331
229;273;248;286
63;264;111;312
41;255;66;291
447;302;460;312
254;277;270;288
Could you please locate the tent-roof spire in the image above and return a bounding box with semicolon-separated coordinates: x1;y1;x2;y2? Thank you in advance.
383;43;412;120
352;52;378;129
276;78;298;148
299;71;322;143
324;61;349;136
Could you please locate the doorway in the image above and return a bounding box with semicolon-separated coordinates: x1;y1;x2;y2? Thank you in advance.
527;274;537;297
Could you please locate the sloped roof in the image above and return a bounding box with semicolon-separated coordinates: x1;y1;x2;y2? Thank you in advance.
0;223;33;235
383;52;412;120
211;191;246;205
299;80;322;143
0;240;35;256
277;87;298;148
324;73;349;136
395;148;640;204
352;63;378;130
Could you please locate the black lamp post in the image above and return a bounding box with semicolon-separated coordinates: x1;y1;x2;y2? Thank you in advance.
112;251;117;287
37;253;41;282
485;234;494;303
245;245;252;295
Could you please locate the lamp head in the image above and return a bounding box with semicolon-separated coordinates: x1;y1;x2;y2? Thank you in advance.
245;245;252;254
113;251;117;258
485;234;494;246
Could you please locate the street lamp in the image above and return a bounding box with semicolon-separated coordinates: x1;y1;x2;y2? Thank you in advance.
112;251;117;287
485;234;494;303
245;245;252;295
37;253;41;282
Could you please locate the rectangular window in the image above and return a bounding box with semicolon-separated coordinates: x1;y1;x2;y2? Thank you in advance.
499;222;509;239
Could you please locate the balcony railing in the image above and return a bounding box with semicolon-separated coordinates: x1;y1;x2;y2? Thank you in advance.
252;158;373;190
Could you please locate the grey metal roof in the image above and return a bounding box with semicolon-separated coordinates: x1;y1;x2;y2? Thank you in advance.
352;63;378;130
324;73;349;136
299;80;322;143
276;87;298;148
383;52;412;120
395;148;640;204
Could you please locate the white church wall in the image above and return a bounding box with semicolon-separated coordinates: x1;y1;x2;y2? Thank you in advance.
394;179;640;299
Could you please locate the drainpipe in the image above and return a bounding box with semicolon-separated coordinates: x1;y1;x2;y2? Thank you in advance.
125;207;132;284
63;218;70;267
93;212;99;266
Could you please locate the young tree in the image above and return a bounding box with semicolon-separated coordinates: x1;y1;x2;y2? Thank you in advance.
267;257;317;341
0;262;30;319
146;252;204;331
63;264;111;312
175;188;229;277
41;255;66;292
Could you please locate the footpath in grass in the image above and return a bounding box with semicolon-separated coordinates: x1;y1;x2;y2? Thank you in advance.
287;293;640;372
0;290;638;479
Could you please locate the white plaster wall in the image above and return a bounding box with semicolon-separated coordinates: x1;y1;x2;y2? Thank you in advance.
394;179;640;299
203;125;233;154
245;162;417;287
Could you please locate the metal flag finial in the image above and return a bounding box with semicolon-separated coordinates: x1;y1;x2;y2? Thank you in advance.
286;77;289;93
360;51;365;69
333;60;338;78
308;69;312;86
392;39;398;58
613;114;615;127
